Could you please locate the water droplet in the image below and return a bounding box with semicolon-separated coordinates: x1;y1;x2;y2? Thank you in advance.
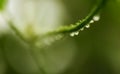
93;15;100;21
74;31;79;35
70;32;75;37
85;24;90;28
90;20;94;23
80;28;84;31
70;31;79;37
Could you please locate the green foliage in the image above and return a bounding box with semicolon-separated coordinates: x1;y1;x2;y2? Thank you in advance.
0;0;6;11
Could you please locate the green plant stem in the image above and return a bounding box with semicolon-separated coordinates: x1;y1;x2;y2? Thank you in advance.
42;0;107;36
8;0;107;43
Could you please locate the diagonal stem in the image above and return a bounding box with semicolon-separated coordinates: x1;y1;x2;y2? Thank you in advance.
42;0;107;36
8;0;107;44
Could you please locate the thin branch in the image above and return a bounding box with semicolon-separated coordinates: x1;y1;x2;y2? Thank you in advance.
8;0;107;43
41;0;106;36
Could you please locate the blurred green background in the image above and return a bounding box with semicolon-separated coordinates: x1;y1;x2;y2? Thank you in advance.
0;0;120;74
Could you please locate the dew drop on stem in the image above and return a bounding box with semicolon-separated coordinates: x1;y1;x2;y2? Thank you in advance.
85;24;90;28
93;15;100;21
74;31;79;35
70;32;75;37
70;31;79;37
80;28;84;31
90;20;94;23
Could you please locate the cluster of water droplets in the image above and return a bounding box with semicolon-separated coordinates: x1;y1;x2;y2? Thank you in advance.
33;15;100;47
70;15;100;37
70;31;79;37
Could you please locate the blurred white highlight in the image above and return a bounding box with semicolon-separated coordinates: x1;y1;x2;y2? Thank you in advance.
5;0;66;37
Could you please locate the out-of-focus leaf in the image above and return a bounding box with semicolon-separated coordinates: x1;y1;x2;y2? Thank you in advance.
0;0;6;11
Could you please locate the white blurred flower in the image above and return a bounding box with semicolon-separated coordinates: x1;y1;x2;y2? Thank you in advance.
4;0;66;38
0;1;76;74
